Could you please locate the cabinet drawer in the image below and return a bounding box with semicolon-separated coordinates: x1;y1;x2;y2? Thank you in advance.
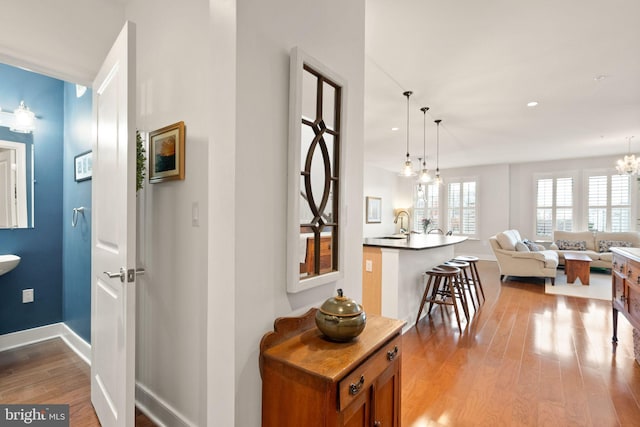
338;335;401;411
628;261;640;287
627;283;640;325
613;254;627;277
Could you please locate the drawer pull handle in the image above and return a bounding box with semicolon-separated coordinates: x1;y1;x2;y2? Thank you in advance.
637;276;640;285
387;345;399;361
349;375;365;395
628;269;633;277
374;422;381;427
620;265;625;273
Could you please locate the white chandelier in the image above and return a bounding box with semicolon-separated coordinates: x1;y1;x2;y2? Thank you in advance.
616;136;639;175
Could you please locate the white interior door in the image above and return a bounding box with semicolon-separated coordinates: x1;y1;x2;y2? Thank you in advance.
91;21;137;427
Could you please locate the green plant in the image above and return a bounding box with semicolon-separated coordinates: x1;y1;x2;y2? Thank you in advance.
136;130;146;192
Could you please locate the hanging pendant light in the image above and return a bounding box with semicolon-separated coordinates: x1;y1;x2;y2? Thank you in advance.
399;91;416;177
434;119;443;185
616;136;639;175
418;107;431;183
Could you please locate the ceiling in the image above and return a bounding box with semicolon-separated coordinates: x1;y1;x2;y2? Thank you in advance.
364;0;640;172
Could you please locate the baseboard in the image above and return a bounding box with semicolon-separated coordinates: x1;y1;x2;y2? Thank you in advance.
0;323;63;352
135;382;197;427
60;323;91;365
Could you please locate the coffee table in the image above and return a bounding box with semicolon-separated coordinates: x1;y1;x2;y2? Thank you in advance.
563;253;592;285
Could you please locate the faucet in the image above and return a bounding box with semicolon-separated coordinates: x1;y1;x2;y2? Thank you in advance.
393;210;411;234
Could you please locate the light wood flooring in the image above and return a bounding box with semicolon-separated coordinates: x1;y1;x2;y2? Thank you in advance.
404;260;640;426
0;338;155;426
1;261;639;426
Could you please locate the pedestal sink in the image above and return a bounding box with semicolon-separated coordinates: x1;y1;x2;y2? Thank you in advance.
0;255;20;276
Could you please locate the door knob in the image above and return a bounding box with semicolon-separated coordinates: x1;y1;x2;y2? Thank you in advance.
104;268;126;282
104;267;145;283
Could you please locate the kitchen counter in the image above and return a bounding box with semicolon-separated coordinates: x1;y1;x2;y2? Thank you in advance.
363;234;467;250
362;234;469;327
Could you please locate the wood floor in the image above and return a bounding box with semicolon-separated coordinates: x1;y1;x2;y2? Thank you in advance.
0;338;155;426
403;260;640;426
1;261;639;426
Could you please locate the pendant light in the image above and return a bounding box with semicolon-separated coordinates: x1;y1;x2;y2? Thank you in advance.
418;106;431;183
616;136;639;175
434;119;443;185
399;91;416;177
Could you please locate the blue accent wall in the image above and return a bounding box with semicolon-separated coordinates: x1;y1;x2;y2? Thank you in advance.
0;63;64;335
62;82;92;342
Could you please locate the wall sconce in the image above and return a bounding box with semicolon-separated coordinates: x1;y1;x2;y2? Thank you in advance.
0;100;36;134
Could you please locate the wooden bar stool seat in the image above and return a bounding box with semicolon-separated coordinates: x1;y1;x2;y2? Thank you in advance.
415;265;465;332
454;255;485;303
444;260;477;312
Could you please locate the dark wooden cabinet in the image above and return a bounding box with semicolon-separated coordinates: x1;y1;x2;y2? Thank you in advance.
260;308;405;427
611;248;640;342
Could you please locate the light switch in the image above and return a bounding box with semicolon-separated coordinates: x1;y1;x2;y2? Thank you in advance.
192;202;199;227
22;288;34;303
365;259;373;272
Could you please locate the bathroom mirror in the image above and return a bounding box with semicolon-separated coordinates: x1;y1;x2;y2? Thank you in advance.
0;139;32;228
287;47;346;293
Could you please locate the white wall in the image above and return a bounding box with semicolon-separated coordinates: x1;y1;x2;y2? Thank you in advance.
234;1;365;426
126;1;209;425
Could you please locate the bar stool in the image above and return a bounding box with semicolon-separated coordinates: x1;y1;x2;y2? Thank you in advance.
415;265;465;332
444;260;477;311
454;255;485;303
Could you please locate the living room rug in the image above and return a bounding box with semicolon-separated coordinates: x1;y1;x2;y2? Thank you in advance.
545;270;611;301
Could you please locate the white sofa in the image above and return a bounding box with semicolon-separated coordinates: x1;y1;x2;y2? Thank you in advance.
550;230;640;269
489;230;559;285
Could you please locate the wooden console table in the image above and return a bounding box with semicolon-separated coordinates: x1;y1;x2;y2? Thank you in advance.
611;248;640;343
260;308;405;426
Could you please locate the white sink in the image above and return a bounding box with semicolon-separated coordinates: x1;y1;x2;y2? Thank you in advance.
0;254;20;276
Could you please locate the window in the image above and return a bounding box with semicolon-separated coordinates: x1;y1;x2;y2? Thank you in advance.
413;183;439;232
447;180;476;235
535;176;573;237
587;174;631;231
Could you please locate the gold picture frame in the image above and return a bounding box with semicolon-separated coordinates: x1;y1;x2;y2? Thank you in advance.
149;121;185;183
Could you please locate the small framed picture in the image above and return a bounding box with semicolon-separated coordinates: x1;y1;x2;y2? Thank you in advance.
366;196;382;223
149;121;185;184
74;150;93;182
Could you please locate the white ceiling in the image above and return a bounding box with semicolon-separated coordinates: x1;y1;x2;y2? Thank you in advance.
364;0;640;172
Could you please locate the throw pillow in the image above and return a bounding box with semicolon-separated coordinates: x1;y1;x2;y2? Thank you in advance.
555;239;587;251
598;240;632;253
515;241;530;252
522;239;539;251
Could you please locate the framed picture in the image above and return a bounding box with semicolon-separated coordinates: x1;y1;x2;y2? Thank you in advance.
366;196;382;223
149;121;185;183
74;151;93;182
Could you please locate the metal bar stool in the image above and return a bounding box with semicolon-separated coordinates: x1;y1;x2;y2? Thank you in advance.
415;265;465;332
444;260;477;311
454;255;485;303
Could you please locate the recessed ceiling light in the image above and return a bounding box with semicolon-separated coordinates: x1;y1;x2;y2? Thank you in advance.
527;101;539;107
391;127;399;131
594;74;608;81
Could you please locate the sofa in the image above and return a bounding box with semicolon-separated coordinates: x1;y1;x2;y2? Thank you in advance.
550;230;640;269
489;230;559;285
